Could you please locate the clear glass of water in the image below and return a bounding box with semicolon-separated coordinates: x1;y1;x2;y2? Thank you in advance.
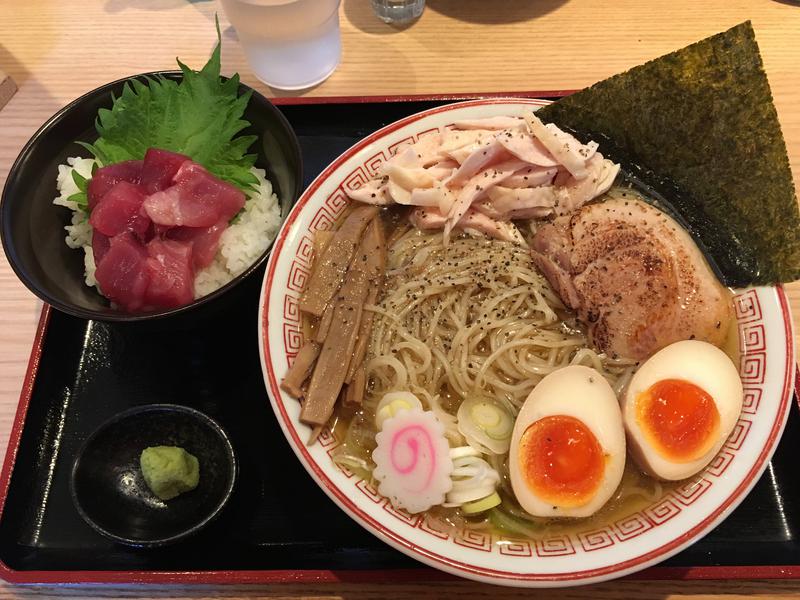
220;0;342;90
371;0;425;24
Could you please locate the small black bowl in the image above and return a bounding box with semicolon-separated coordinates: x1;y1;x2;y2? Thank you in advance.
70;404;236;547
0;70;302;322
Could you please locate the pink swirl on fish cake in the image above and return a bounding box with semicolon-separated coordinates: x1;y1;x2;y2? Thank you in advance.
372;409;454;514
390;425;437;491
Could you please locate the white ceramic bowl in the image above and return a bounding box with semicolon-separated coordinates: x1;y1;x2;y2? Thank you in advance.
258;99;795;587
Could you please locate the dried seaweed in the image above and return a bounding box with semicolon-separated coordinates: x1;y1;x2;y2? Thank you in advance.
537;21;800;286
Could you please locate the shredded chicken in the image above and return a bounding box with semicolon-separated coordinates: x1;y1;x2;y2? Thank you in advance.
344;111;619;244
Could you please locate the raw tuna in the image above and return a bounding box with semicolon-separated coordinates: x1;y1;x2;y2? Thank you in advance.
144;239;195;308
142;162;245;227
92;230;111;264
89;181;150;238
87;160;142;210
167;221;227;269
94;233;150;312
87;150;250;312
140;148;190;194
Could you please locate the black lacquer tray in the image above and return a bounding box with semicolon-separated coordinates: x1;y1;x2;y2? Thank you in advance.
1;95;799;584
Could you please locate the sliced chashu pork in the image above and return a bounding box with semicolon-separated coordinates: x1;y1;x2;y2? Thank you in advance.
531;196;732;360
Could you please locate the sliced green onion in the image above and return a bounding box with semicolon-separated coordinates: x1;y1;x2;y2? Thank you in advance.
457;397;514;454
375;391;423;430
462;491;502;514
450;446;481;460
488;508;544;538
471;402;501;428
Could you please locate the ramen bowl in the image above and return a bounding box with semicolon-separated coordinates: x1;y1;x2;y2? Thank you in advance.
258;99;795;587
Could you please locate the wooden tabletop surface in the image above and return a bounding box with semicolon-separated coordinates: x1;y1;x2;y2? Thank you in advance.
2;0;800;598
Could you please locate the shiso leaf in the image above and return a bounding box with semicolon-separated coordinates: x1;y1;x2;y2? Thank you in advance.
68;170;89;207
536;21;800;286
81;16;258;192
66;191;88;208
71;169;88;192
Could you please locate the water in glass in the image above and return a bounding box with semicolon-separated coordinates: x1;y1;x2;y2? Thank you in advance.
221;0;341;90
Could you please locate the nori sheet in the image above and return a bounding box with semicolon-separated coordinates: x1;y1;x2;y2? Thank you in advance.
536;21;800;286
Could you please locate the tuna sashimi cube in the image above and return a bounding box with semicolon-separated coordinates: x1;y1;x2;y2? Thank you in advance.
167;221;227;269
92;230;111;264
140;148;191;194
87;160;143;210
89;181;150;238
94;233;150;312
142;162;245;228
144;239;195;308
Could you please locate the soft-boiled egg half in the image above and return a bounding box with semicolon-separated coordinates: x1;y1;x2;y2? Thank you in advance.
509;365;626;518
622;340;743;481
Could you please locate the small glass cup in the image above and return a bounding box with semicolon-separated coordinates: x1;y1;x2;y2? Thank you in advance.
371;0;425;24
220;0;342;90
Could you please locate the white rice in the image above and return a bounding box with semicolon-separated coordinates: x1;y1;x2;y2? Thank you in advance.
54;157;282;298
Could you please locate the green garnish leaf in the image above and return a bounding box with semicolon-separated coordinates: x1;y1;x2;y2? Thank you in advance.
82;16;258;191
67;191;88;209
536;21;800;286
71;169;88;192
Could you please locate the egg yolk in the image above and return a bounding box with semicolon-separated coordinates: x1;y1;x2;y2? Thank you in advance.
518;415;605;507
636;378;720;463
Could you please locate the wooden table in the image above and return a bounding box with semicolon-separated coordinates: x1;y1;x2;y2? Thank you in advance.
1;1;799;598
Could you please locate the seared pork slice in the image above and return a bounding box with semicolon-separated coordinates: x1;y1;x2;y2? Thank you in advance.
532;197;732;360
299;205;379;316
300;219;379;427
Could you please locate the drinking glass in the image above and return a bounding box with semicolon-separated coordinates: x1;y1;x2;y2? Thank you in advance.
220;0;342;90
371;0;425;24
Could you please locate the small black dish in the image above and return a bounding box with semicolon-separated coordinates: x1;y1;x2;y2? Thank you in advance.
0;70;302;323
70;404;236;547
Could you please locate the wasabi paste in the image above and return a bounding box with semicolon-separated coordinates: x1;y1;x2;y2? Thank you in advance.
140;446;199;501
